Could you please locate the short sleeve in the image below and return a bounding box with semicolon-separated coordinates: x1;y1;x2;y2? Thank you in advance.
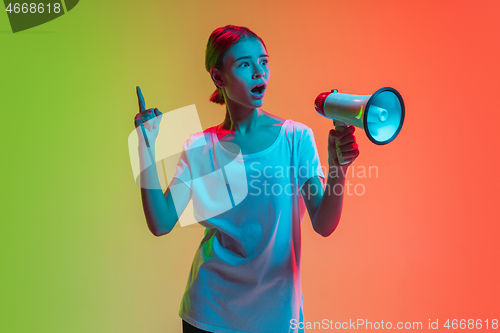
297;127;325;191
172;138;192;189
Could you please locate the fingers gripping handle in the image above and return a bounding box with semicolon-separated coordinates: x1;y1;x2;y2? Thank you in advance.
334;120;350;166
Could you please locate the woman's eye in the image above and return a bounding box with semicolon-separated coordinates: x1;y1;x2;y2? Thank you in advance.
239;60;267;68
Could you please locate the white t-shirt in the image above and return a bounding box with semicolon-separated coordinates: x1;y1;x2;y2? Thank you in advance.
173;119;325;333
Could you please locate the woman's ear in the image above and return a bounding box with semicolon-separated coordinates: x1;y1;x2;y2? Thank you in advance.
210;67;225;88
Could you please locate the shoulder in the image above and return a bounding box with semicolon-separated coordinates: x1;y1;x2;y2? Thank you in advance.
285;119;314;137
182;127;216;150
286;119;310;131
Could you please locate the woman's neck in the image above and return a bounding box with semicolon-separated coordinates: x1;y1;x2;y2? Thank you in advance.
218;103;266;135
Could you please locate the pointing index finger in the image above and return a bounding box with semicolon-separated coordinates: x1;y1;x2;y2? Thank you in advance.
136;86;146;113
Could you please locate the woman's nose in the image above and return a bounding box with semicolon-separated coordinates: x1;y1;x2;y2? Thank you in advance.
253;65;265;78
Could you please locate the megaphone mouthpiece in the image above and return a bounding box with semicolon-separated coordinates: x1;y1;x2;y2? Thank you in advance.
314;92;330;116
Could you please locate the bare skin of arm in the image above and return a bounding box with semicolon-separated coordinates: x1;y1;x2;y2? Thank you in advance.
302;125;360;237
135;86;191;236
139;148;191;236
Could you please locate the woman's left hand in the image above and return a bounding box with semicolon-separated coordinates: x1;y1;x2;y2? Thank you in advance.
328;125;360;169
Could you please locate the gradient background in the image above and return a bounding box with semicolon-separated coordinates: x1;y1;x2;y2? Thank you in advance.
1;0;500;332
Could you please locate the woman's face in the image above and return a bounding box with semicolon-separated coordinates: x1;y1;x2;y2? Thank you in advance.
218;38;270;108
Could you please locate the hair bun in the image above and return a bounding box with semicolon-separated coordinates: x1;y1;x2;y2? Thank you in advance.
209;88;225;105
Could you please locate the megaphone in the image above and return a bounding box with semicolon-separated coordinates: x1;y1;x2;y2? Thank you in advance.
314;87;405;165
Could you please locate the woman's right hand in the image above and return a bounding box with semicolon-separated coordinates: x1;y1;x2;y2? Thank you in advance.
135;86;163;147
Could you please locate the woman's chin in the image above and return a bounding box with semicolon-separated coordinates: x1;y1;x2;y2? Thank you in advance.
227;95;264;108
249;94;265;104
236;96;264;108
250;99;264;107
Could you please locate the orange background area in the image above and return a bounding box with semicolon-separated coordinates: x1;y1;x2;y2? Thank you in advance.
177;1;500;328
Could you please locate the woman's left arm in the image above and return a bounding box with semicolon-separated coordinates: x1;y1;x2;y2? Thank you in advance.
301;125;359;237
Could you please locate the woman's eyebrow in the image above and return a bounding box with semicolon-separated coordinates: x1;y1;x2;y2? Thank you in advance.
234;54;269;62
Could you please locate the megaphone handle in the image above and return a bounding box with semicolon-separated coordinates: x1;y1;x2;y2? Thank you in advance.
333;120;350;166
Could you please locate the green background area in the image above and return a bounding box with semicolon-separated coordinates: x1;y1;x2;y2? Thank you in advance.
0;2;215;332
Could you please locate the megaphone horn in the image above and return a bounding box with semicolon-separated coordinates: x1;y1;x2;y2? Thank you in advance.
315;87;405;165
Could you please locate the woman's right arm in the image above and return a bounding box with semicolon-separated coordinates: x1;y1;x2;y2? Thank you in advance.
138;145;191;237
135;86;191;237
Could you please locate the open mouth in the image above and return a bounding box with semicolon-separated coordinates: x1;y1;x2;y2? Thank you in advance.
251;85;265;95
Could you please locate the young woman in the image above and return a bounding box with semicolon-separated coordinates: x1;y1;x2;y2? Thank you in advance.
134;25;359;333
